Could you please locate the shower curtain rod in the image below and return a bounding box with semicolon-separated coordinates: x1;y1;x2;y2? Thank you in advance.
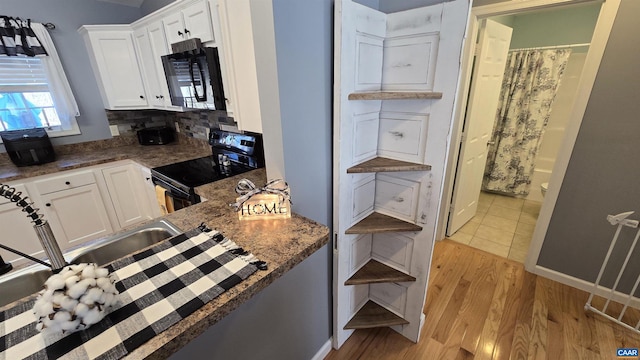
509;42;590;51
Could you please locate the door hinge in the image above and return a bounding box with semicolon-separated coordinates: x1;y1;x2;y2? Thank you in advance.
333;232;338;251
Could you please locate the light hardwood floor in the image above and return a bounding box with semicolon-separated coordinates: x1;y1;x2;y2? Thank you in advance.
325;239;640;359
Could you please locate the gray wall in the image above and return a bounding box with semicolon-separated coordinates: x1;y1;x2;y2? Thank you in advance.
538;0;640;293
140;0;177;17
171;0;334;359
1;0;142;148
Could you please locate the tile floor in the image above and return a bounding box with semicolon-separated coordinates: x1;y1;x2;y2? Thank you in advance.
447;191;542;262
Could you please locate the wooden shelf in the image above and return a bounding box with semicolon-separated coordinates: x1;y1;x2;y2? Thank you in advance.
344;301;409;330
347;157;431;173
345;260;416;285
346;212;422;234
348;91;443;100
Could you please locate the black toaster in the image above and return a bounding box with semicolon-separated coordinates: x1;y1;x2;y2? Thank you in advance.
1;128;56;167
137;126;175;145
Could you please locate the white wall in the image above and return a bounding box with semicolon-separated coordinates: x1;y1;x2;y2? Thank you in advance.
528;52;587;202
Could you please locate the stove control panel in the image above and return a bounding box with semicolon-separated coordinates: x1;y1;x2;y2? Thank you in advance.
209;129;261;155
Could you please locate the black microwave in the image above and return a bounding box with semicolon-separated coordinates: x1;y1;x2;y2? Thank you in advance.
161;40;226;110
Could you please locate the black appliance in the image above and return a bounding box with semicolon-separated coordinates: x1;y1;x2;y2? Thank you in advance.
161;38;226;111
1;128;56;167
151;129;264;212
137;126;175;145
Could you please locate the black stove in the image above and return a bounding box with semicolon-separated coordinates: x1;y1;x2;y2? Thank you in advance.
151;155;254;189
151;129;264;212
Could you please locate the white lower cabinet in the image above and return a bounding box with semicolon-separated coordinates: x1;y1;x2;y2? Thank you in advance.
0;184;45;265
39;183;114;248
101;163;154;228
0;161;157;266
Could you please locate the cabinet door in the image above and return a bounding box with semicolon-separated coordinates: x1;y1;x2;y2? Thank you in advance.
101;165;153;229
133;27;165;108
148;21;183;110
163;12;185;46
85;30;148;108
182;1;214;43
138;166;163;218
0;185;44;265
40;184;114;247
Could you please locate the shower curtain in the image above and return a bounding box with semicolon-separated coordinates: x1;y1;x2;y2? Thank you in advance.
483;49;571;196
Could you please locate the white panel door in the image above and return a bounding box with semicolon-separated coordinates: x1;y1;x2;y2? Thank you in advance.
447;19;512;235
333;0;386;348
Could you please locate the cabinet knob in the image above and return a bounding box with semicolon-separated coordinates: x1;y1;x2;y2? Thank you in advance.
156;95;160;99
146;177;151;181
178;30;183;36
46;203;51;207
140;95;144;99
65;181;71;185
184;28;190;35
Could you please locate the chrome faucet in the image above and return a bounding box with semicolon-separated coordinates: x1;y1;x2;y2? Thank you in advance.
0;183;67;274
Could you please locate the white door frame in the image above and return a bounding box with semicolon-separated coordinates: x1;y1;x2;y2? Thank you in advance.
438;0;621;277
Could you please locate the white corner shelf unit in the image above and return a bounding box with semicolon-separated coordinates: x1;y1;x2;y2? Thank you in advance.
332;0;470;348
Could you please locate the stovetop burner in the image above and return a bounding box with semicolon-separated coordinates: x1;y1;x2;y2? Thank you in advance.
151;155;254;189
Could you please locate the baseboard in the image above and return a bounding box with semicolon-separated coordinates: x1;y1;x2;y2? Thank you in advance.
532;264;640;308
310;338;333;360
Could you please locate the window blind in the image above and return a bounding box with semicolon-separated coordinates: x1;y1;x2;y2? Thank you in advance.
0;56;48;92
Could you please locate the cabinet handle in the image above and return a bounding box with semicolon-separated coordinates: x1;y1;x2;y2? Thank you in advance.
389;131;404;139
178;30;183;36
46;203;51;207
65;181;71;185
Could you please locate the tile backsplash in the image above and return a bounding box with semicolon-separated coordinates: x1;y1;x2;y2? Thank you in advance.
106;109;237;142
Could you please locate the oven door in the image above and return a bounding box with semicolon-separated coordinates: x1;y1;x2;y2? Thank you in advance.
151;176;200;213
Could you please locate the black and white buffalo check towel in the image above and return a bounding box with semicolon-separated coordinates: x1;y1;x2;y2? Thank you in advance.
0;228;263;359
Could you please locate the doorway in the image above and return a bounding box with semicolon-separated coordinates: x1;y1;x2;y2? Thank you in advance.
444;1;606;263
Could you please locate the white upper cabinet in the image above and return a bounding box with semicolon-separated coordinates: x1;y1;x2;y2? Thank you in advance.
133;26;165;108
79;26;149;109
132;21;183;111
163;0;214;47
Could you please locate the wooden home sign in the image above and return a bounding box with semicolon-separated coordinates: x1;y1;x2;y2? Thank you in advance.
237;193;291;220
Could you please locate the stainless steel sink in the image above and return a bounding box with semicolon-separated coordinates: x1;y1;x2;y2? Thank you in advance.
70;228;179;266
0;219;182;308
0;269;52;308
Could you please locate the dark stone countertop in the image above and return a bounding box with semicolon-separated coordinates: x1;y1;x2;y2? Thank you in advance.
0;140;330;359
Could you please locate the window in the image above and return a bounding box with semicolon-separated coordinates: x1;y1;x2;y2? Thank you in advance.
0;23;79;137
0;56;61;131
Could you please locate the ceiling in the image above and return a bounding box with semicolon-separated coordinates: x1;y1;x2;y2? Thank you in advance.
96;0;145;8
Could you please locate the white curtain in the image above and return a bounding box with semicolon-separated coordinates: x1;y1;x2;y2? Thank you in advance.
30;23;80;128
